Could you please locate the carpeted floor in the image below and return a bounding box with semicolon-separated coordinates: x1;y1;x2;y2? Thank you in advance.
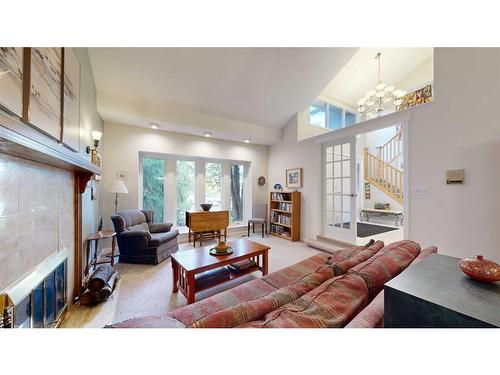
61;234;341;328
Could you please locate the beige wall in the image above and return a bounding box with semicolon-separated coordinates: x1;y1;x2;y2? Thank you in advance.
270;48;500;262
100;122;268;229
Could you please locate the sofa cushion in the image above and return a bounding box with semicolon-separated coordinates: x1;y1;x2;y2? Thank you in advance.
332;241;385;276
128;222;149;232
187;265;335;328
345;290;385;328
149;222;173;233
348;240;421;300
149;230;179;247
237;273;369;328
118;209;147;227
167;279;277;327
261;246;372;290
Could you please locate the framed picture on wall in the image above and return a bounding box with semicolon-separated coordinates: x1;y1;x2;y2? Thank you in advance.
286;168;302;188
0;47;23;116
29;47;62;140
62;48;81;152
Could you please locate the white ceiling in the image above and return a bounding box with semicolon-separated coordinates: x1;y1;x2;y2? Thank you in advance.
88;48;357;144
321;48;434;108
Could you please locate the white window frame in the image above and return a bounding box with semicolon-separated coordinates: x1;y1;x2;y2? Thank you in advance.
139;151;250;229
308;99;358;130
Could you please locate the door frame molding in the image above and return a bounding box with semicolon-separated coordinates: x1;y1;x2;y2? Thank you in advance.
319;117;411;243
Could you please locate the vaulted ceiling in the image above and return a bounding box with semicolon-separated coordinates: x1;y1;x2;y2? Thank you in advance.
88;48;358;144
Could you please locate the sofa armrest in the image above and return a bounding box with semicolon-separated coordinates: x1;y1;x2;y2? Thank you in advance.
149;222;173;233
119;230;152;250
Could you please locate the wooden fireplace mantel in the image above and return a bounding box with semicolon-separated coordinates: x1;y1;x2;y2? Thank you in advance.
0;111;100;193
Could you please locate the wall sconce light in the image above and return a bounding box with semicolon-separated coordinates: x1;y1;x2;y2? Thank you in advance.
86;131;102;165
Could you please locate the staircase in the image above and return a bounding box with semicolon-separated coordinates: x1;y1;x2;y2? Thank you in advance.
364;130;404;204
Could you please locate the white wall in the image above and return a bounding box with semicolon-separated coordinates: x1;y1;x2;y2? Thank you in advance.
100;122;268;229
268;116;323;240
270;48;500;262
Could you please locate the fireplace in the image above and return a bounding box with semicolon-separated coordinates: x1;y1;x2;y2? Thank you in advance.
1;249;68;328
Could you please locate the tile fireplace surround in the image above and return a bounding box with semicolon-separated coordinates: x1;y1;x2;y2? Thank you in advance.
0;154;75;302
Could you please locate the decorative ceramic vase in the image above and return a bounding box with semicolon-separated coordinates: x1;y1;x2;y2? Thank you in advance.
215;241;229;253
200;203;212;211
459;255;500;282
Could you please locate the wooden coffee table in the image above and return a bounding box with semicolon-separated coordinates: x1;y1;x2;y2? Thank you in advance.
171;238;270;304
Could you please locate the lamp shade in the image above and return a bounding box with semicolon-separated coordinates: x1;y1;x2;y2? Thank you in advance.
91;131;102;141
108;179;128;194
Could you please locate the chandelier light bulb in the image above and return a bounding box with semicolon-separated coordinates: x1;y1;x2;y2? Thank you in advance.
376;83;386;90
384;85;395;92
366;89;376;97
357;98;367;106
366;100;375;106
375;90;385;98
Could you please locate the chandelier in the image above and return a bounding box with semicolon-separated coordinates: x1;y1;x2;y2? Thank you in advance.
357;52;406;119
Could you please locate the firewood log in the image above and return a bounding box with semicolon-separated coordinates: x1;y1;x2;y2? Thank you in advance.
87;264;115;291
96;271;120;301
80;289;97;305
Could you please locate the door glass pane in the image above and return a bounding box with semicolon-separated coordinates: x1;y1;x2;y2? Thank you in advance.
309;100;326;128
342;178;350;195
342;160;350;177
142;157;165;222
343;196;350;212
333;162;341;177
325;162;332;178
342;143;350;160
333;178;341;193
334;211;342;227
325;146;333;162
326;210;333;226
176;160;195;226
328;105;343;130
230;164;244;223
334;194;341;212
205;162;222;211
342;212;351;228
334;145;341;161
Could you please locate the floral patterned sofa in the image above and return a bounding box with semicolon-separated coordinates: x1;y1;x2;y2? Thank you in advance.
110;240;437;328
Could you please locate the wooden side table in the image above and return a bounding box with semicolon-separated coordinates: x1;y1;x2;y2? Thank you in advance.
84;230;117;277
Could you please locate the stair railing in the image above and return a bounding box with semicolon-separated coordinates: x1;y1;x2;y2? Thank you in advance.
376;130;403;164
364;148;403;204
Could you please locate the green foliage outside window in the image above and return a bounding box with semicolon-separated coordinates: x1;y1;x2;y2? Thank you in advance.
176;160;195;226
142;157;164;223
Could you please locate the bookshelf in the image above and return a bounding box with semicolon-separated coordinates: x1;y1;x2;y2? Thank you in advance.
269;191;300;241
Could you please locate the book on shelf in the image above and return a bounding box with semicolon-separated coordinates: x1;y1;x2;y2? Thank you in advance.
271;212;291;225
271;192;291;201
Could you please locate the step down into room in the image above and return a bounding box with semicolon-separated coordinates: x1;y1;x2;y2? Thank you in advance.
305;237;348;254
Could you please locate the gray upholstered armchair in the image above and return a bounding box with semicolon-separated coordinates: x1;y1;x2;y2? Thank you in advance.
110;210;179;264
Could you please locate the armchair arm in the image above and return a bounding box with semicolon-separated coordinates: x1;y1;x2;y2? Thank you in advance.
149;222;173;233
119;230;152;250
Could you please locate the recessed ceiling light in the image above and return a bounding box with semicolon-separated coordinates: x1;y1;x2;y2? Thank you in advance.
150;123;159;129
244;139;251;143
203;132;212;138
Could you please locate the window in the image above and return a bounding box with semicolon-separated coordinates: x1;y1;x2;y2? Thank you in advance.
142;157;165;222
141;153;249;229
229;164;244;223
345;111;356;127
308;99;357;130
328;104;343;130
309;100;326;128
176;160;195;226
205;162;222;211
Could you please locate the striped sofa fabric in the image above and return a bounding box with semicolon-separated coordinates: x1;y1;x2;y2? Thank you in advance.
111;240;435;328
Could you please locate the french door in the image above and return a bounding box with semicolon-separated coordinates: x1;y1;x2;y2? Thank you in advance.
323;137;357;243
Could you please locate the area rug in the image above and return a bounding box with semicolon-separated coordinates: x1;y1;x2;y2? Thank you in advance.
356;222;398;238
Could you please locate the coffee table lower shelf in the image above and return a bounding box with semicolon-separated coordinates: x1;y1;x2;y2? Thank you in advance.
170;239;270;304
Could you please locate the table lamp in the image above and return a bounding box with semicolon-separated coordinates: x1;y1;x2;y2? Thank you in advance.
108;179;128;212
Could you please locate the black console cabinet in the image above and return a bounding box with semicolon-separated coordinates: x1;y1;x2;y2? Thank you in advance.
385;254;500;328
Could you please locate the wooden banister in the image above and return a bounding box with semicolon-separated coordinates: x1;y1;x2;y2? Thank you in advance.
364;148;403;204
379;130;403;164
